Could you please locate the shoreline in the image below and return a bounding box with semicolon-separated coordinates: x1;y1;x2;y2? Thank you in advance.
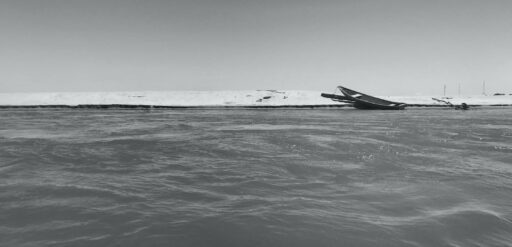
1;104;512;109
1;90;512;109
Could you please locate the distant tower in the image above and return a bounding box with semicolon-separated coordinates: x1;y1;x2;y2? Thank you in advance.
482;81;487;95
443;84;446;96
458;83;461;96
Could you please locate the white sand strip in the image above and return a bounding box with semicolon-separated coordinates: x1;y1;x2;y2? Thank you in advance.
1;90;511;106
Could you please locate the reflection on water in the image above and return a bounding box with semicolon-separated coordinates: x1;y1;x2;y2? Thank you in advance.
1;108;511;247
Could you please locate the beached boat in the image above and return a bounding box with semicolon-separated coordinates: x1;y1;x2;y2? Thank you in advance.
319;93;354;103
432;97;469;110
322;86;407;110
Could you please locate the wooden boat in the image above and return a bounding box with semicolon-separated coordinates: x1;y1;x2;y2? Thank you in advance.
320;93;354;103
339;86;406;110
321;86;406;110
432;97;469;110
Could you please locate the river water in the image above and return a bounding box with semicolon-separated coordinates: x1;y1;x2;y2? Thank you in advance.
1;108;511;247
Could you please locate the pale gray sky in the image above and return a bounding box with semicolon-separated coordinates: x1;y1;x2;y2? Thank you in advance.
1;0;511;95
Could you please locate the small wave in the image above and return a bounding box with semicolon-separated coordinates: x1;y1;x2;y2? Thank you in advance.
215;124;334;131
365;202;510;228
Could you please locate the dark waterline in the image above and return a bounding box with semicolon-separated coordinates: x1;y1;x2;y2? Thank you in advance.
1;108;511;247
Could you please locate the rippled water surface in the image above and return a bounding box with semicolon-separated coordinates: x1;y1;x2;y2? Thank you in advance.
1;108;512;247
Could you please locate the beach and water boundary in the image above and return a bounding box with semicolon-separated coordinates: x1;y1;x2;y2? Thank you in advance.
1;103;512;109
1;90;512;109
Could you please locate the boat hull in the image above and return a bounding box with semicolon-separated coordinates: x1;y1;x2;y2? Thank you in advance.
339;86;406;110
352;101;406;110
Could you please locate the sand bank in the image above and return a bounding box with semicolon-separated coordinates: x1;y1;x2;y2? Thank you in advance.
1;90;511;108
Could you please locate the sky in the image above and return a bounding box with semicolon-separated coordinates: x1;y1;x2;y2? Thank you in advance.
1;0;511;95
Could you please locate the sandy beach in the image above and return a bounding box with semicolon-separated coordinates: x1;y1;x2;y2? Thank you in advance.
1;90;511;107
